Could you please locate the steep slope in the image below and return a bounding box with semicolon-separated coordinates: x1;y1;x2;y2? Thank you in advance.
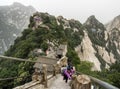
84;15;106;47
75;31;101;71
105;15;120;61
106;28;120;60
75;15;117;71
0;2;36;54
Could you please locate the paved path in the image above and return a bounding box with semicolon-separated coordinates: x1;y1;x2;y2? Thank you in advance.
14;74;71;89
48;74;71;89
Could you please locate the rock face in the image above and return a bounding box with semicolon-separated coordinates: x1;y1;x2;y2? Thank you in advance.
75;15;120;71
105;15;120;31
0;2;36;54
105;16;120;61
75;31;101;71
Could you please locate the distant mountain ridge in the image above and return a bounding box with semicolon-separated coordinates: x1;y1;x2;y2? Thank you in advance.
0;2;36;54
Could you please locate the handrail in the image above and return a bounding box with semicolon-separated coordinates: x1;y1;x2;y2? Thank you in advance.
90;76;119;89
0;55;53;65
0;75;31;81
76;71;119;89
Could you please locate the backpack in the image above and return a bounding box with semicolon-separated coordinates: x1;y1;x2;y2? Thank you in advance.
61;67;67;76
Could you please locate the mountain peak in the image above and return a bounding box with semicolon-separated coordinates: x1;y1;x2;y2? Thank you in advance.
84;15;105;30
0;2;36;54
84;15;99;26
88;15;96;19
12;2;24;7
114;15;120;20
105;15;120;31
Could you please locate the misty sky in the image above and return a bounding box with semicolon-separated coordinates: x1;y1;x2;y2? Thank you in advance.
0;0;120;23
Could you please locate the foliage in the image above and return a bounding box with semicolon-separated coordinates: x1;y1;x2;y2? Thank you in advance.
64;28;83;48
110;61;120;72
76;61;93;74
0;60;19;88
14;61;34;86
41;41;49;52
106;41;120;60
69;20;82;29
95;53;106;70
66;47;80;68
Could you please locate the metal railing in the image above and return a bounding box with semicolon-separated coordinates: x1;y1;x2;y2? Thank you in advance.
76;71;119;89
0;75;31;81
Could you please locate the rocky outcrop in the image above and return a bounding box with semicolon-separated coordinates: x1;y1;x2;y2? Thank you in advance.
96;46;115;64
84;15;104;29
105;15;120;61
75;31;101;71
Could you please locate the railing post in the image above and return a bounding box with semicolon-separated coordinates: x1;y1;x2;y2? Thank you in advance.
92;83;99;89
32;68;42;81
70;75;77;89
71;74;91;89
43;64;47;88
56;63;61;74
53;64;56;76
